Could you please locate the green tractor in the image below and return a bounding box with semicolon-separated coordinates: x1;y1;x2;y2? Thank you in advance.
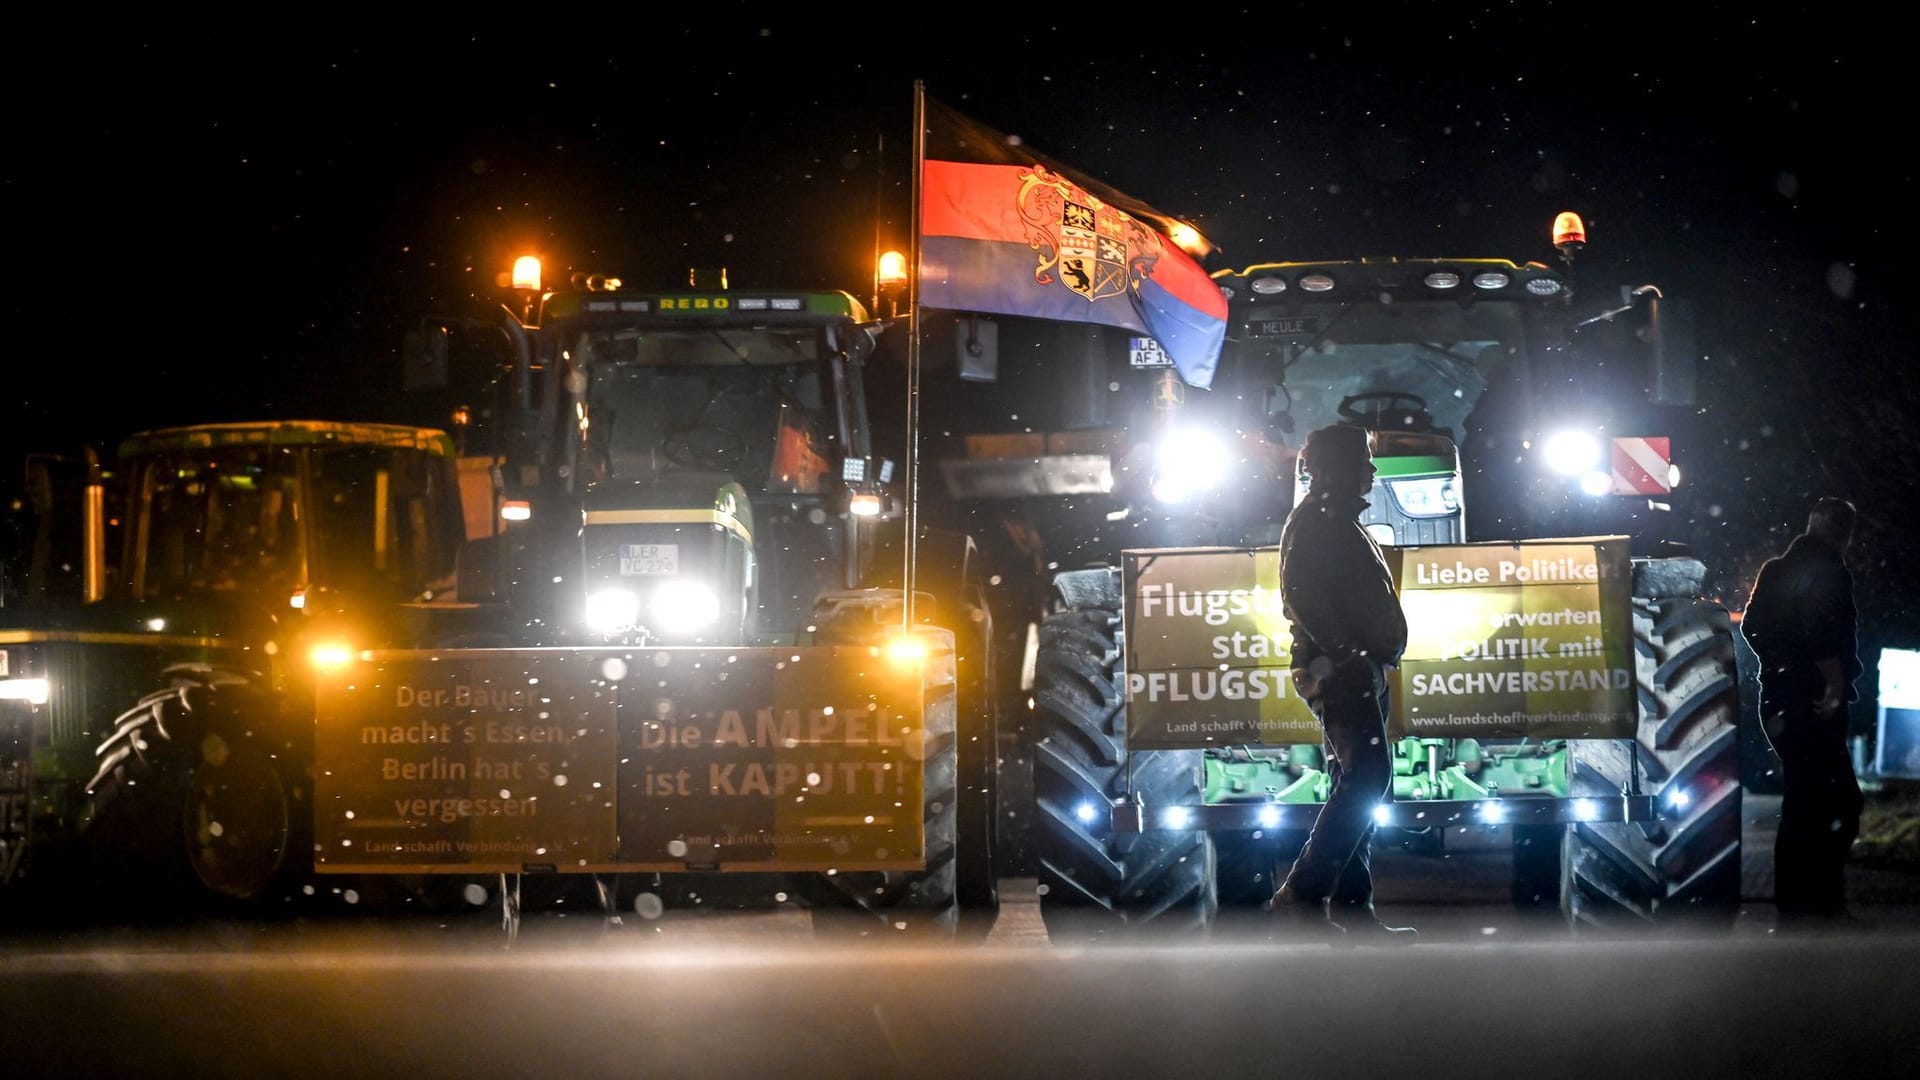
375;262;1007;935
0;421;483;916
918;229;1738;939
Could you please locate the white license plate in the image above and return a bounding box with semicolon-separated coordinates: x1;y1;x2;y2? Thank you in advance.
620;544;678;575
1128;336;1172;368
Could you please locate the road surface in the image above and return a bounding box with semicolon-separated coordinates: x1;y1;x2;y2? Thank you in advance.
2;795;1915;1078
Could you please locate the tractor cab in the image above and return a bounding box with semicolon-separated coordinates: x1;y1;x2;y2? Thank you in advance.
114;422;465;615
415;264;896;646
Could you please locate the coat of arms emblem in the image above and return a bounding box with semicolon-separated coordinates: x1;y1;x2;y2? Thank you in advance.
1016;166;1162;303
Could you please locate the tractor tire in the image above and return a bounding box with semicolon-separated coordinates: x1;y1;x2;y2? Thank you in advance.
952;592;1003;929
807;629;963;939
1030;571;1216;942
85;674;311;919
1562;568;1742;932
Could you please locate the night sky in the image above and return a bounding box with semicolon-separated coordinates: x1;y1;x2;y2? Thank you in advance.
12;12;1913;664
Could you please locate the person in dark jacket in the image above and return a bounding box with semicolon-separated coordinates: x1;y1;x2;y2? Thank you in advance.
1269;423;1415;943
1740;497;1864;927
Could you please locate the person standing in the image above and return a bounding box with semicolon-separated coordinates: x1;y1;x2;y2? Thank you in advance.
1740;497;1865;929
1269;423;1415;943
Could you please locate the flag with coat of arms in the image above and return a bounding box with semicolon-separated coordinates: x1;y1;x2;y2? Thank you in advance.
913;85;1228;389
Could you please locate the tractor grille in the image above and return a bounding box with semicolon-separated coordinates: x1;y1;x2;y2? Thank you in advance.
1361;493;1461;546
13;639;236;752
36;641;95;749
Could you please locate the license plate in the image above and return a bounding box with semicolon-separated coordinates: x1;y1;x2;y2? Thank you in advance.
620;544;678;575
1128;336;1172;368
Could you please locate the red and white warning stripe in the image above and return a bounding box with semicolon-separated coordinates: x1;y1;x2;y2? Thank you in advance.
1610;436;1672;495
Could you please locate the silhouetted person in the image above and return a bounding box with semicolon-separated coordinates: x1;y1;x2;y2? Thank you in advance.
1270;423;1415;943
1741;497;1863;929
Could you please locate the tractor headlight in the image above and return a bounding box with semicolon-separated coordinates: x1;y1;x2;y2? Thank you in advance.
649;581;721;635
1384;477;1459;518
1542;430;1602;476
585;588;642;634
1151;427;1231;504
0;678;50;705
308;641;360;674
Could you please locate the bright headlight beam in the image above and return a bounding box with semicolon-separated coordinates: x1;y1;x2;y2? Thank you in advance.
1160;806;1193;830
0;679;50;705
1478;801;1506;825
1372;803;1393;827
650;581;721;635
1075;802;1099;825
1543;430;1602;476
883;635;928;667
1151;475;1191;504
308;642;357;673
1257;806;1282;829
1153;427;1232;504
585;588;642;634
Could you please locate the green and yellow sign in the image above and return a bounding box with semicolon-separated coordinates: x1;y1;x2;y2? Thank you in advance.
1123;547;1321;749
1122;538;1634;749
1394;539;1634;739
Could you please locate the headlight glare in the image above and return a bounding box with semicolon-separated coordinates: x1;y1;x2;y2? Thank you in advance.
649;581;721;635
0;678;50;705
1542;430;1602;475
308;641;359;673
1152;427;1232;504
585;588;642;634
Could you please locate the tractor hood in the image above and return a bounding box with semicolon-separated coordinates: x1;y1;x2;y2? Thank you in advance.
582;472;755;544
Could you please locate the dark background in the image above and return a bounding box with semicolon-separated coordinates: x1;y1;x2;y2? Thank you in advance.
9;10;1912;708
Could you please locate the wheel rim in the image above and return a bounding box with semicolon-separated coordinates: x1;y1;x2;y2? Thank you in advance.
184;736;290;900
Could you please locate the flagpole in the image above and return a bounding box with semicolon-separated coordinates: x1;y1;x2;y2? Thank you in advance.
870;130;884;315
903;80;926;638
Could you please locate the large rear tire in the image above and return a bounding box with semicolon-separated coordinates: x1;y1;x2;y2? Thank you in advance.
806;629;963;939
1031;569;1216;942
85;670;310;919
1563;561;1742;932
950;592;1002;934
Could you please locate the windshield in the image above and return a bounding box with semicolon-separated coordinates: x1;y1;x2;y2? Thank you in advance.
130;444;459;601
1229;298;1531;447
572;327;837;495
134;446;302;597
